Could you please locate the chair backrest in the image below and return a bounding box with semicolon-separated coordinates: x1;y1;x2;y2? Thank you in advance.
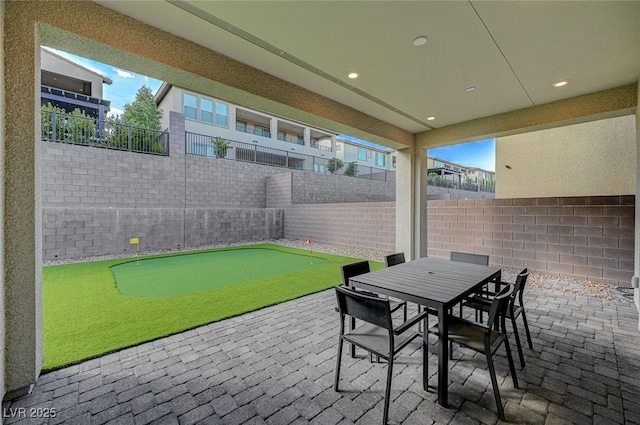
450;251;489;266
512;268;530;307
486;284;515;331
384;252;406;267
341;261;370;286
335;285;392;330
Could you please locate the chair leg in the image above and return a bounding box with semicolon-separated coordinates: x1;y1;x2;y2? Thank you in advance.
350;317;356;358
485;347;506;422
334;337;344;391
520;309;534;349
511;316;526;368
403;303;408;322
383;355;394;425
423;334;429;391
504;338;519;389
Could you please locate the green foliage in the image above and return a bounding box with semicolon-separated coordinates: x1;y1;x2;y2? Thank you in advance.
121;86;163;131
344;161;359;177
41;103;96;144
326;157;344;174
211;137;233;158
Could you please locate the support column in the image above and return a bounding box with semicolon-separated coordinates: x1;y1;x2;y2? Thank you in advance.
395;146;426;260
634;78;640;329
3;3;42;397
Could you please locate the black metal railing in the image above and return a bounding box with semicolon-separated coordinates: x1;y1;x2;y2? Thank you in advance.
41;110;169;156
427;174;495;193
185;132;396;182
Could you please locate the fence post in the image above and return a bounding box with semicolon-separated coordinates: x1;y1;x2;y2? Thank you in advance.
286;151;289;168
254;144;257;163
128;125;132;151
51;110;57;143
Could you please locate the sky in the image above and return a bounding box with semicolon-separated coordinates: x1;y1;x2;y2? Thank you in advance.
44;47;495;172
428;139;496;172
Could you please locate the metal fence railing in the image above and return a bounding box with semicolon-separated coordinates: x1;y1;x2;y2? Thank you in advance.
185;132;397;182
427;174;495;193
41;110;169;156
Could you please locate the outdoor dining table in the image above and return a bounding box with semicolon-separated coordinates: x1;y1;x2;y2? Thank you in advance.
348;256;501;407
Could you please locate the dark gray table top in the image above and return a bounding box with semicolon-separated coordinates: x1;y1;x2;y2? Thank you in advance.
349;257;501;310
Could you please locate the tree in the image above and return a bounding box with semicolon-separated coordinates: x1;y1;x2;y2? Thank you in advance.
344;161;358;177
326;157;344;174
121;86;163;131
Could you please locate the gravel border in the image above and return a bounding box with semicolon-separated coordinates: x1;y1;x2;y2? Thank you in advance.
44;238;632;303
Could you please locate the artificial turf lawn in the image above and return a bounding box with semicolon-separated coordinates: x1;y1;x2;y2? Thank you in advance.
43;244;382;370
113;248;329;298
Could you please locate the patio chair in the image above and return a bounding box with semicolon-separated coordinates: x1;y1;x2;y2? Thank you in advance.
450;251;492;318
334;285;430;425
450;251;489;266
461;268;532;368
383;252;406;267
384;252;431;332
342;261;407;358
428;284;519;422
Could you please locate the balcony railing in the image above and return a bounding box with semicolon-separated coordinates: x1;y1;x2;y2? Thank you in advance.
42;110;169;156
185;132;396;182
427;174;495;193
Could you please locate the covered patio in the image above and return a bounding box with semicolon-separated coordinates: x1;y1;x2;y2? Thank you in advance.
3;278;638;424
1;1;640;423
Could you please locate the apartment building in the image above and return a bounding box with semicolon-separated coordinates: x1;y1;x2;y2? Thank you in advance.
427;156;495;186
155;83;396;177
40;47;112;120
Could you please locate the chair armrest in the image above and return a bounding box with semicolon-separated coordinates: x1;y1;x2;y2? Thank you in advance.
393;309;431;335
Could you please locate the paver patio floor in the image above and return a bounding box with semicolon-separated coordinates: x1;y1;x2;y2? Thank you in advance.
3;285;639;425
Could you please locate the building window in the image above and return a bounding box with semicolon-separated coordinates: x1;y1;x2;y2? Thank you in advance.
392;156;396;168
376;153;385;167
216;102;228;126
254;126;270;137
183;93;227;127
434;160;444;168
278;131;286;141
184;93;197;120
297;136;304;145
236;121;247;132
200;98;214;123
358;148;367;161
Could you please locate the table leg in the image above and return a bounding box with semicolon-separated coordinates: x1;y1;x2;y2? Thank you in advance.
437;306;448;407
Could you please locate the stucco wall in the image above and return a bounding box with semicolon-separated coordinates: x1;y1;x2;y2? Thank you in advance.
496;115;636;198
0;0;6;404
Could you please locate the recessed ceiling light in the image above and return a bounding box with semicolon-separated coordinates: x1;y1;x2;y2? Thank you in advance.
413;36;428;46
465;86;476;92
553;79;570;88
348;72;359;79
427;116;435;121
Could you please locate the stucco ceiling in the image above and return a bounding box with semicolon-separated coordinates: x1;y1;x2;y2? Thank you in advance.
98;1;640;133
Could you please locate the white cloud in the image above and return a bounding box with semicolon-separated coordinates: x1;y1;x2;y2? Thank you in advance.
86;66;107;77
108;106;124;117
114;69;135;79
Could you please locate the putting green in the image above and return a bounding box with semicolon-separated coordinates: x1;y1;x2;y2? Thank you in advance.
112;248;328;298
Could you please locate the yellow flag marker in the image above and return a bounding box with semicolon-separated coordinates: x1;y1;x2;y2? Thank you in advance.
129;237;140;264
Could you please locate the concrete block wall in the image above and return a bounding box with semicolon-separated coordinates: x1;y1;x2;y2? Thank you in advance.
42;207;283;260
291;171;395;204
427;196;635;286
266;173;293;208
284;202;396;252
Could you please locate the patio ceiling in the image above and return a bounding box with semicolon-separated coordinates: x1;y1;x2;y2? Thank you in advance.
97;1;640;134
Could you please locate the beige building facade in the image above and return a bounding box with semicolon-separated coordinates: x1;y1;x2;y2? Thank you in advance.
496;115;637;198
